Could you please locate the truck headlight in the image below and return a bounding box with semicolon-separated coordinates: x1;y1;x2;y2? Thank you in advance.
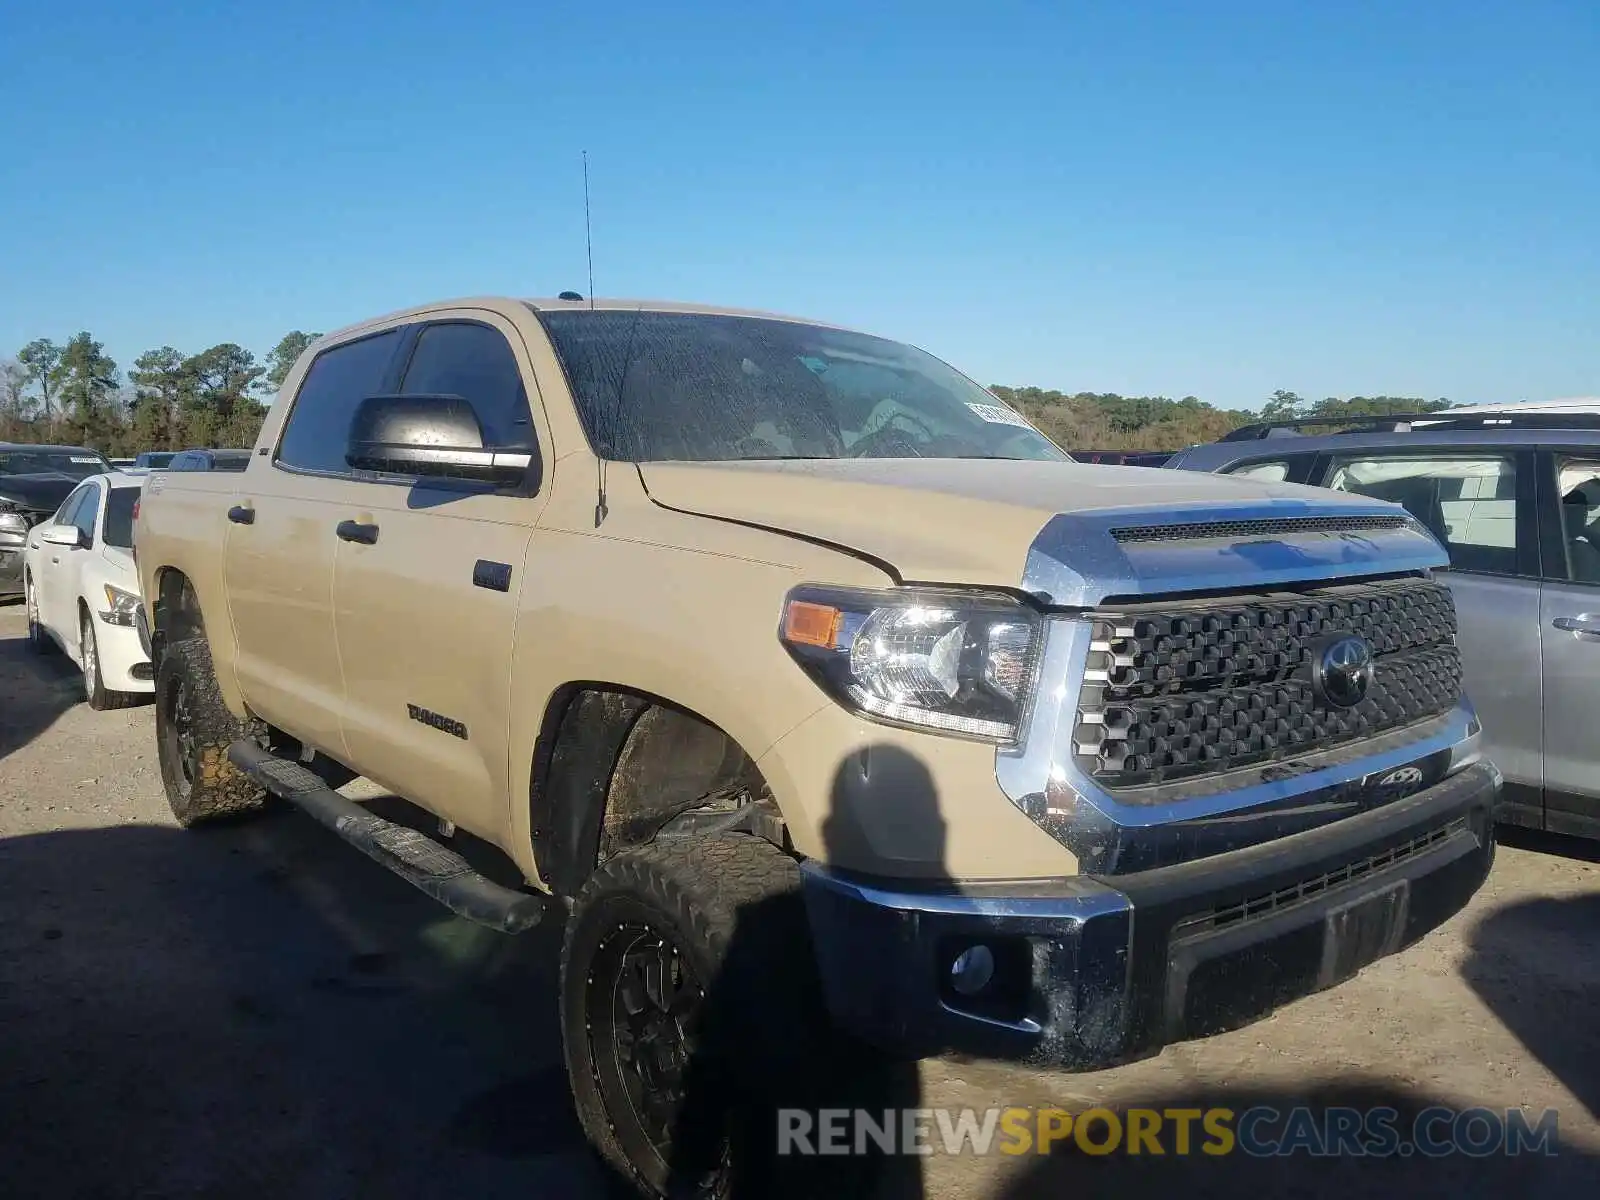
99;584;141;626
779;585;1043;743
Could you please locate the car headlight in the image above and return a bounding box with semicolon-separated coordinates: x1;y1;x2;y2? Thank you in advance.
0;506;25;548
99;584;141;626
779;585;1043;743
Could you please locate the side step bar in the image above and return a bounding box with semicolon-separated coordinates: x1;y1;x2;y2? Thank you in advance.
228;740;547;934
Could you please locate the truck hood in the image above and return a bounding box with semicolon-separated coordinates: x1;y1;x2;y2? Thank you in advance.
637;458;1447;604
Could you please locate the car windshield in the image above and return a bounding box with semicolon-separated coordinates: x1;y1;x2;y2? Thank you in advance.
537;310;1067;463
138;453;177;468
104;486;140;549
0;449;112;479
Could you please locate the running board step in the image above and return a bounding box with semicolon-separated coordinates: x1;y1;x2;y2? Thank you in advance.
228;740;547;934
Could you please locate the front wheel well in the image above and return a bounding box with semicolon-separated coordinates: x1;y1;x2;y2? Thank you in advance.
151;567;205;655
529;684;783;899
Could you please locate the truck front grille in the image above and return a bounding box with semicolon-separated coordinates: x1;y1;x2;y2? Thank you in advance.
1073;577;1460;789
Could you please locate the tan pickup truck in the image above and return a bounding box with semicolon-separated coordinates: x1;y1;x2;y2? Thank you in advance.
134;296;1499;1194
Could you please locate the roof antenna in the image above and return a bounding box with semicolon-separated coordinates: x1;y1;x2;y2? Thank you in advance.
583;150;595;310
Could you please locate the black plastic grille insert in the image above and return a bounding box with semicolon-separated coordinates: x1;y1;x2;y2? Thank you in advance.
1110;514;1408;543
1074;577;1460;788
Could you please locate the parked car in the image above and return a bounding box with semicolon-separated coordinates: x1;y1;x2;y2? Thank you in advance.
1069;448;1174;466
1166;408;1600;840
167;447;252;472
0;443;114;599
132;451;178;471
109;457;136;468
22;470;152;708
134;296;1495;1192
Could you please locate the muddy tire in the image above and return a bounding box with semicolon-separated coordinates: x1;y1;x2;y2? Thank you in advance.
80;610;136;710
561;835;899;1199
155;637;267;826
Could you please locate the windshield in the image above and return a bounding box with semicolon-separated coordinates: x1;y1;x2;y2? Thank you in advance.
138;452;177;468
104;486;140;549
537;310;1067;463
0;449;111;479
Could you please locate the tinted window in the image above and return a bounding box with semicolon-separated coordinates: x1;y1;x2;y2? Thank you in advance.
1325;453;1520;575
276;330;402;473
538;310;1066;463
137;452;176;469
212;451;251;472
73;484;100;546
0;449;111;479
399;323;535;448
104;487;140;549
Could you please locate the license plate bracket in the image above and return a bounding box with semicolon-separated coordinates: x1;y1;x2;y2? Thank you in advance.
1319;880;1409;986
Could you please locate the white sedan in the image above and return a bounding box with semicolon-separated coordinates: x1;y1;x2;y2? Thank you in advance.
22;471;153;709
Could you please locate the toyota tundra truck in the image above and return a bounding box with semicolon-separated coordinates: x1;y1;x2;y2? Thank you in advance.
133;296;1498;1194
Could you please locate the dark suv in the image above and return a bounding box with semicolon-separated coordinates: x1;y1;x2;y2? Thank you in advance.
0;443;113;598
1167;410;1600;840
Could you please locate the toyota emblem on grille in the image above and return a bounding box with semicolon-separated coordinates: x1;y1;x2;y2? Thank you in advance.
1312;634;1375;709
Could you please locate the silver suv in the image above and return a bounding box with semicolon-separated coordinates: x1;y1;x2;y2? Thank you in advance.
1168;410;1600;841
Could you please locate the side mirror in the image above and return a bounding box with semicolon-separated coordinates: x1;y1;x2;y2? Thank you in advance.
345;394;532;486
40;524;85;548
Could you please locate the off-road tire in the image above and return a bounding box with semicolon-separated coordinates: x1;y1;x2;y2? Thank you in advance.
561;835;899;1199
80;610;137;710
25;576;56;655
155;637;267;826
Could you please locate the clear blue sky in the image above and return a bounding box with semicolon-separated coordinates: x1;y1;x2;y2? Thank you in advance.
1;0;1595;409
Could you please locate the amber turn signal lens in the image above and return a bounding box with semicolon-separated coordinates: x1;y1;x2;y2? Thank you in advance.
783;600;843;649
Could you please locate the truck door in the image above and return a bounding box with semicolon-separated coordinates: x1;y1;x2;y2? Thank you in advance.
1538;450;1600;838
224;328;406;755
1318;447;1544;816
331;314;548;843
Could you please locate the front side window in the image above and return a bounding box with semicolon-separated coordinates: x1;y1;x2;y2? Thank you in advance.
537;310;1067;463
1225;459;1292;482
103;486;140;549
72;484;100;546
54;485;92;527
1557;459;1600;584
276;329;403;474
1325;453;1520;575
399;322;535;449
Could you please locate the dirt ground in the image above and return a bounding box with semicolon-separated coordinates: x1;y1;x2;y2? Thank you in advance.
2;600;1597;1198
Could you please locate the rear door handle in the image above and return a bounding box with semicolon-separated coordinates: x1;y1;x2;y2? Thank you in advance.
336;520;379;545
1552;615;1600;636
227;505;255;525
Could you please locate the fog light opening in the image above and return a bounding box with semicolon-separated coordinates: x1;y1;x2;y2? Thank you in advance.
949;944;996;996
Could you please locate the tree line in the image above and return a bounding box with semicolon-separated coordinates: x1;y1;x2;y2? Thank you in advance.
0;327;1454;456
0;331;318;454
990;386;1455;451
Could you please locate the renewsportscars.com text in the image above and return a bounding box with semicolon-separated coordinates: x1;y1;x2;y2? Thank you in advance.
777;1105;1559;1159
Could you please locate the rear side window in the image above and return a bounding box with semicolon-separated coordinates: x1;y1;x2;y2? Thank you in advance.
104;487;140;549
1556;458;1600;584
398;322;535;449
276;330;402;473
1325;453;1521;575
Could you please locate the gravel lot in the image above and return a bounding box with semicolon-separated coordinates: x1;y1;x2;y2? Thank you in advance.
2;601;1596;1197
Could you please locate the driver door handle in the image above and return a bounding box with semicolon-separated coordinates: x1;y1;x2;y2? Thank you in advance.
227;505;255;525
336;520;379;545
1552;615;1600;636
